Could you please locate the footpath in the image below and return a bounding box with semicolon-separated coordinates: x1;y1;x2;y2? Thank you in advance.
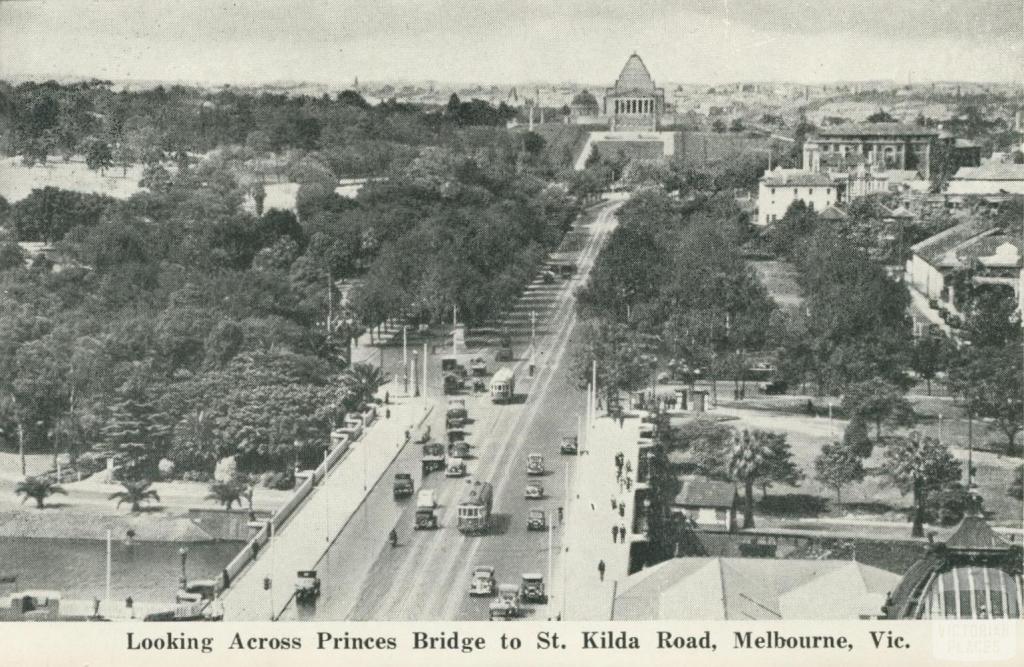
556;411;646;621
219;392;430;620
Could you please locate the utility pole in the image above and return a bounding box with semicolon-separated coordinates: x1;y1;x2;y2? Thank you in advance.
423;342;429;400
452;305;458;356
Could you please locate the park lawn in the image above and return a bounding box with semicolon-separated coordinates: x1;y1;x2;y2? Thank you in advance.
722;408;1023;527
0;157;144;202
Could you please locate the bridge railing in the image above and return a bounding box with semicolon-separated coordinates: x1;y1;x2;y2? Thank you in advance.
214;403;380;598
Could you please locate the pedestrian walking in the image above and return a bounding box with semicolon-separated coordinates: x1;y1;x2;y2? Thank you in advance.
611;525;618;543
384;391;390;404
385;408;391;419
625;460;632;475
625;477;632;491
619;524;627;542
598;560;606;581
558;506;564;524
611;497;617;510
619;503;625;517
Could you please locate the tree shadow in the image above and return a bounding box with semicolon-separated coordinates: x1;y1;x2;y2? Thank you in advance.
757;494;828;517
840;500;904;515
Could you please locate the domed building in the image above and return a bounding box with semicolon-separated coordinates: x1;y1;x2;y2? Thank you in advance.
884;511;1023;619
570;89;600;120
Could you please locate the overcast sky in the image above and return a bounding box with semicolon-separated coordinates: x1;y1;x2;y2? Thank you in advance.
1;0;1021;86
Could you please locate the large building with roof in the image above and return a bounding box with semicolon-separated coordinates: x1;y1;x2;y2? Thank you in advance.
946;163;1024;195
883;512;1023;619
603;53;666;131
613;557;900;620
905;215;1022;318
757;167;838;225
803;123;939;179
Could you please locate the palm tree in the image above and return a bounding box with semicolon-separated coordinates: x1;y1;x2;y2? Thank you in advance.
728;429;774;529
15;476;67;509
109;479;160;512
344;362;386;408
205;481;244;510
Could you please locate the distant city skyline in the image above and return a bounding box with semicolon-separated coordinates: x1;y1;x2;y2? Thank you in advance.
1;0;1022;87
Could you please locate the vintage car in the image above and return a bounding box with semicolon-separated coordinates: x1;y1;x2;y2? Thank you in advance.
525;480;544;499
526;509;547;531
175;579;216;604
519;573;546;604
469;566;496;596
488;584;521;620
469;357;488;377
445;460;467;477
759;379;788;395
294;570;320;605
448;441;471;459
393;472;414;499
526;453;544;475
559;435;578;455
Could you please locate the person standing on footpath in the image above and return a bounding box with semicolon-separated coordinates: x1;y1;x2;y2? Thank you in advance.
598;560;606;581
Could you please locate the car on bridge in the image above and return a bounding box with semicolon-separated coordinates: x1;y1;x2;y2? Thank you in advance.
295;570;320;606
526;509;547;531
525;480;544;499
489;584;521;620
469;566;496;596
445;460;467;477
520;574;546;604
526;453;544;475
560;436;578;455
393;473;414;499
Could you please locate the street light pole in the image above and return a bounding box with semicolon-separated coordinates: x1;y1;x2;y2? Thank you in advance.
179;547;188;590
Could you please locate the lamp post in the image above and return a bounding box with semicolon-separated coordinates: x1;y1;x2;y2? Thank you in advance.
178;547;188;590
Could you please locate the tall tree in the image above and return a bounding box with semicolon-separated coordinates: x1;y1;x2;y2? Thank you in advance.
814;441;865;509
728;429;776;528
841;378;914;439
881;432;962;537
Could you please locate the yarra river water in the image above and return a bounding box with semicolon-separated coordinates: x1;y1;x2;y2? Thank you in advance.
0;538;243;603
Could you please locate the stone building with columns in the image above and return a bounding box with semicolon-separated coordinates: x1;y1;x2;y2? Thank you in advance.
603;53;666;131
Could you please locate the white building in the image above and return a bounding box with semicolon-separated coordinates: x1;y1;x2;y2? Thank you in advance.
757;168;837;225
946;163;1024;195
671;475;737;532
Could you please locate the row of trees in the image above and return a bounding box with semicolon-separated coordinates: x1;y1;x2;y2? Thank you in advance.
768;198;1022;455
0;81;519;169
1;86;581;484
571;188;776;399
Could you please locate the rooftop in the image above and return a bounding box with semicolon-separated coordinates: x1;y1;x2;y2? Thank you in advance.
814;122;939;138
614;557;900;620
911;217;1020;269
673;475;736;509
761;168;834;187
951;163;1024;181
609;53;659;95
